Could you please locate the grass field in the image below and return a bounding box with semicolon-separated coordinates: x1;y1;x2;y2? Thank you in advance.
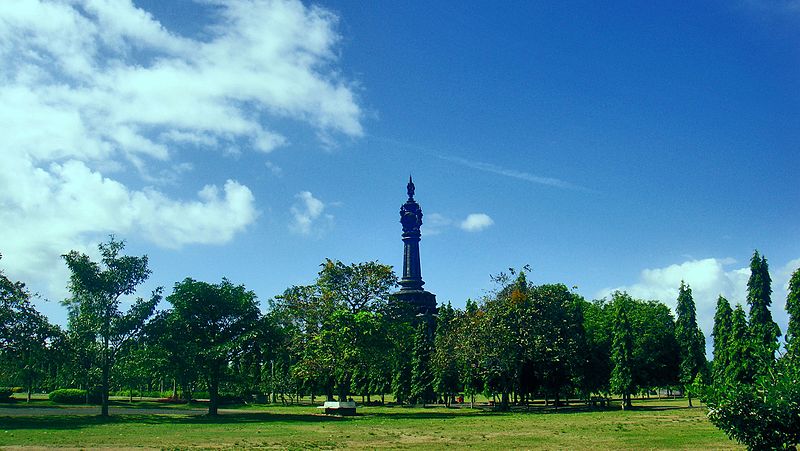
0;398;740;450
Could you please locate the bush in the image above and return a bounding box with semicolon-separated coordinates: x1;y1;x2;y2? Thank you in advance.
706;361;800;450
111;389;164;398
49;389;101;404
0;387;13;402
189;391;246;405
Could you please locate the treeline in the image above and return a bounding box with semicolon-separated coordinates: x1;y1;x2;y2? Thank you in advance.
1;239;799;448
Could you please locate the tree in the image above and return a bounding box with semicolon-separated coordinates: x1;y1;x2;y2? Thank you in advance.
746;250;780;372
674;281;707;407
409;319;435;404
532;284;585;406
785;267;800;361
274;260;397;402
453;299;483;408
726;305;755;384
317;259;397;313
630;300;680;393
707;357;800;450
610;292;635;409
62;237;161;416
166;278;259;415
432;303;460;406
578;299;612;397
479;271;529;410
0;256;61;401
712;296;733;384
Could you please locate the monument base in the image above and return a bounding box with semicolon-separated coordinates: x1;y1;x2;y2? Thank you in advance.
391;289;437;318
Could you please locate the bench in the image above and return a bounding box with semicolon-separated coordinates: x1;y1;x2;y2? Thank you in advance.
317;401;357;416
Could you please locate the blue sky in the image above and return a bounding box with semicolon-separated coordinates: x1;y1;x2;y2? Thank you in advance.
1;0;798;352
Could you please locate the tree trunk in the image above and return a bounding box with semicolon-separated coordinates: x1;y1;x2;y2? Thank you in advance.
687;392;693;408
500;391;510;411
101;342;110;417
208;376;219;416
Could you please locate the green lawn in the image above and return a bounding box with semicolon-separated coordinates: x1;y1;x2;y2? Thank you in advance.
0;398;740;450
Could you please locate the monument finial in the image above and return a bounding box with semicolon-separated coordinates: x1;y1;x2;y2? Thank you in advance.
407;175;415;199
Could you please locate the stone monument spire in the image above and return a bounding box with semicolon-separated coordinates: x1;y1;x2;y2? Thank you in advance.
393;176;437;315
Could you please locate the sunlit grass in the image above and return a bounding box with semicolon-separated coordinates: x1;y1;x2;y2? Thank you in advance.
0;398;740;449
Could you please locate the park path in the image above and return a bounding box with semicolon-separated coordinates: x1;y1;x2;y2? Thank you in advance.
0;406;205;416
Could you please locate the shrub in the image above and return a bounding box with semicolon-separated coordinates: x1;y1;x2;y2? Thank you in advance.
49;388;101;404
111;389;164;398
706;361;800;450
0;387;13;402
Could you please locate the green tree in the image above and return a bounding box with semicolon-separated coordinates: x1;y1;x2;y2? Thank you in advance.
277;260;397;402
62;237;161;416
453;299;483;408
317;259;397;313
712;296;733;383
0;257;61;401
785;267;800;361
409;319;435;404
578;299;612;397
166;278;259;415
432;302;460;406
727;305;755;384
674;281;707;407
532;283;585;406
746;250;780;372
610;292;635;409
630;300;680;393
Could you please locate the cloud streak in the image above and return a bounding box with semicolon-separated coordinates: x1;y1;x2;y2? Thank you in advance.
439;155;591;191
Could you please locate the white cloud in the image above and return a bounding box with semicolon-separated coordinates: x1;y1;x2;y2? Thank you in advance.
460;213;495;232
424;213;452;236
0;0;361;300
265;161;283;177
598;256;800;356
289;191;332;236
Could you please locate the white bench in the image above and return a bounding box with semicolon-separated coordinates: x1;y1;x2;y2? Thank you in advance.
317;401;357;416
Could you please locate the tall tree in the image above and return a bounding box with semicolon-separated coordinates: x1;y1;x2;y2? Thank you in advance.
727;304;755;384
532;283;585;406
432;302;460;406
409;319;435;404
711;296;733;384
610;292;635;410
630;300;680;393
62;237;161;416
785;267;800;361
746;250;780;371
674;281;707;407
578;299;612;397
166;278;259;416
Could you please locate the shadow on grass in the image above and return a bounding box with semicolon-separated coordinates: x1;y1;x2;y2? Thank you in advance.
0;411;348;431
0;401;695;431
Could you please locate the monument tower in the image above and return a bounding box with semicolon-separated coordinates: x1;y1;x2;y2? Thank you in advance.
392;176;437;316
